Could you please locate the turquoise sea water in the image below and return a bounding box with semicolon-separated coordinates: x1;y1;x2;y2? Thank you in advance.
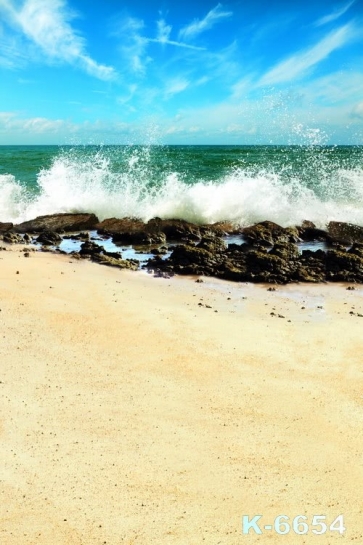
0;144;362;227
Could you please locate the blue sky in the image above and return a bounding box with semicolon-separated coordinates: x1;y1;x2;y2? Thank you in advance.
0;0;362;144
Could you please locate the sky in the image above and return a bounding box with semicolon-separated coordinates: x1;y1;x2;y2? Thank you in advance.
0;0;362;145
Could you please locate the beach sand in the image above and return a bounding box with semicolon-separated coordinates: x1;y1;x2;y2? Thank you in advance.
0;247;362;544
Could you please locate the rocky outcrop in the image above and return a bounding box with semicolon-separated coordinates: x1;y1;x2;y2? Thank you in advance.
326;248;363;282
147;218;202;241
2;232;23;244
0;222;13;232
91;253;139;270
14;213;99;233
96;217;166;245
297;221;328;242
242;221;300;246
328;221;363;244
78;240;139;270
36;231;62;245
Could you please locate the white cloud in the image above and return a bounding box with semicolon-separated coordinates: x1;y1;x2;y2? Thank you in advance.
259;24;355;86
118;16;150;75
164;77;190;98
0;111;75;134
148;17;205;50
314;1;355;27
0;0;116;79
351;101;363;119
179;3;232;40
156;18;171;43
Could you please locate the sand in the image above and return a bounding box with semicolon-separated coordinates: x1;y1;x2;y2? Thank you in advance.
0;247;362;544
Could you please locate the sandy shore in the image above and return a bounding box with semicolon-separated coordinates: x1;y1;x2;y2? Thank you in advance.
1;247;363;544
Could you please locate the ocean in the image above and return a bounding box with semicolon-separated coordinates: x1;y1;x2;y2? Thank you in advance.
0;144;363;228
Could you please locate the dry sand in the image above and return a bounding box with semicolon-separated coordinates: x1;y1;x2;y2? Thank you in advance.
0;247;363;544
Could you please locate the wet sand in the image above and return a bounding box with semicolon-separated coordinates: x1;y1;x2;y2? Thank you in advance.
1;248;363;544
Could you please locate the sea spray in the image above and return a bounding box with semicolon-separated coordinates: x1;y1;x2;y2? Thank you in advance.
0;144;362;227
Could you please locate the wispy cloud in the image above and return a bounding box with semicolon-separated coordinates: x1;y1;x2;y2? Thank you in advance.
0;111;74;133
156;18;171;43
259;23;355;86
148;17;206;50
0;0;116;79
179;3;232;40
314;0;355;27
118;16;150;75
164;77;190;98
351;101;363;119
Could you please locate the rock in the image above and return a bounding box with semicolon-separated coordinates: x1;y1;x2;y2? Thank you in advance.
96;217;166;245
91;253;139;270
96;217;146;235
208;221;238;234
242;221;298;246
147;218;202;241
63;232;90;241
3;232;22;244
326;249;363;281
296;223;328;241
14;213;99;233
79;241;103;257
36;231;62;245
196;235;227;253
270;242;300;260
328;221;363;244
348;243;363;257
0;222;13;232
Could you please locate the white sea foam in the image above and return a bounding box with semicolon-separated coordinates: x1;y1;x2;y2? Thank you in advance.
1;147;363;228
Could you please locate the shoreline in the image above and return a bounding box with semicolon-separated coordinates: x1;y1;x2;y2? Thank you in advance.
1;248;363;543
3;214;363;284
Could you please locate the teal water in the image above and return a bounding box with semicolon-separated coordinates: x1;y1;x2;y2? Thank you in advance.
0;145;362;227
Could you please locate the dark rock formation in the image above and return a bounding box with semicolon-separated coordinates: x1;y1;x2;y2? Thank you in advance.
91;253;139;270
297;221;328;242
14;213;99;233
0;222;13;232
242;221;300;246
326;249;363;282
96;217;166;245
36;231;62;245
3;232;23;244
328;221;363;244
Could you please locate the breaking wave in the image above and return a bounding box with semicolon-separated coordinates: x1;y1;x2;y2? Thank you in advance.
1;145;363;228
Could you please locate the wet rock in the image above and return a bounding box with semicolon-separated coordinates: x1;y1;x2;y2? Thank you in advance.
0;222;13;233
14;213;99;233
328;221;363;244
295;249;326;282
147;218;202;241
91;253;139;270
3;232;22;244
348;242;363;258
326;249;363;281
207;221;238;235
220;263;247;281
97;217;167;245
196;235;227;254
242;221;298;246
79;241;103;257
36;231;62;245
297;221;328;242
150;247;168;255
96;217;146;235
63;232;90;241
270;242;300;260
